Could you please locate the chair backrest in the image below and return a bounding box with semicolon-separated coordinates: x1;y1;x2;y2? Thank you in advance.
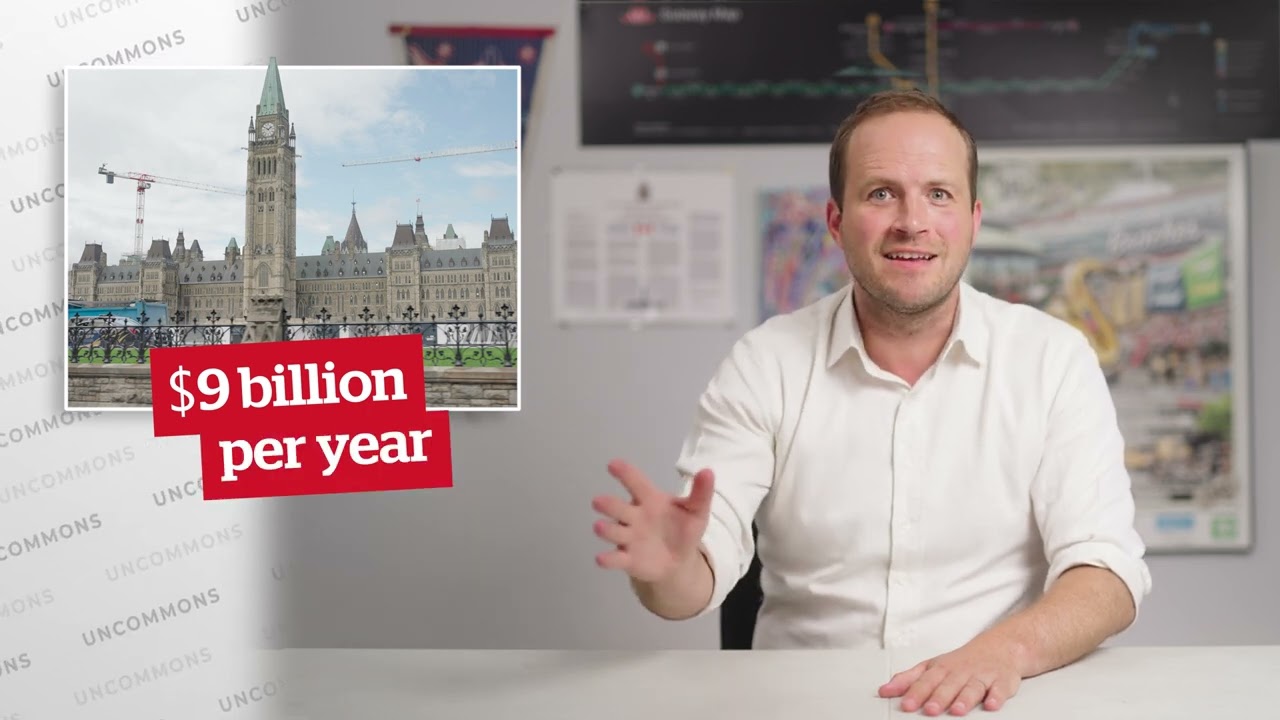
718;523;763;649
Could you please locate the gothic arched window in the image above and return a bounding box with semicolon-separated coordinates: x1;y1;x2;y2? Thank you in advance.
257;263;269;287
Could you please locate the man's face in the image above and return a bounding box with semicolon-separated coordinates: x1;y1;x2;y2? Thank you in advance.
826;110;981;316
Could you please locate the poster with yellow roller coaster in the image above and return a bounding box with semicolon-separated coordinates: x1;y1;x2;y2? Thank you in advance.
969;145;1251;552
758;144;1250;553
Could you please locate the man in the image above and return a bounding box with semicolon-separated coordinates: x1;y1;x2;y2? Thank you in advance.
591;89;1151;716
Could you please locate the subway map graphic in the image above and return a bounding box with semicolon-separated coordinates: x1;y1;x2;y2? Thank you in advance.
579;0;1280;144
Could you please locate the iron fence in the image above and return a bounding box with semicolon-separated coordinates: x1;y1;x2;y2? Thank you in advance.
66;303;518;368
67;309;244;364
285;304;517;368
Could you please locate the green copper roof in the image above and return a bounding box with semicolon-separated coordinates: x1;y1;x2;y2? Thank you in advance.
257;57;286;116
443;223;458;239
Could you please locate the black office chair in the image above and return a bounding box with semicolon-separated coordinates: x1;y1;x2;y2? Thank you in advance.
719;523;763;649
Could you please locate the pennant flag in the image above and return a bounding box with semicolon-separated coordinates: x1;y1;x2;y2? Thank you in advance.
390;25;555;143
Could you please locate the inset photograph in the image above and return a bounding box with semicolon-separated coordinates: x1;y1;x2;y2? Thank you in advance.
64;60;521;411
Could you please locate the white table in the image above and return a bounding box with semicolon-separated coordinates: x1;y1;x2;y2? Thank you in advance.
271;646;1280;718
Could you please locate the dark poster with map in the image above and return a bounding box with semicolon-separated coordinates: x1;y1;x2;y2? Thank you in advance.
579;0;1280;145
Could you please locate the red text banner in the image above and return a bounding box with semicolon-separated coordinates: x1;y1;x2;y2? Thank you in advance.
149;335;453;499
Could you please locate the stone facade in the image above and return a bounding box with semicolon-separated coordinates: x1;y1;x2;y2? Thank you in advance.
424;367;518;408
66;365;152;407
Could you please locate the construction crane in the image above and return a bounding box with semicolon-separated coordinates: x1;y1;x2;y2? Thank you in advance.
98;163;242;259
341;142;517;167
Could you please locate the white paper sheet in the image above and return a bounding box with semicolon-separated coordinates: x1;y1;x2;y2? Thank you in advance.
550;168;734;325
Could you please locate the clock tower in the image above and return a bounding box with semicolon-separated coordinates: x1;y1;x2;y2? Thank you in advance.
243;56;298;317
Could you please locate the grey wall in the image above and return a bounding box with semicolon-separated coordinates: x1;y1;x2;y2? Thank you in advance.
272;0;1279;649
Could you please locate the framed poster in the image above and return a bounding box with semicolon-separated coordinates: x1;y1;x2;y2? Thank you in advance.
550;167;734;325
972;144;1251;552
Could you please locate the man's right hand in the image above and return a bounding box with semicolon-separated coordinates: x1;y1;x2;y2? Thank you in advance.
591;459;716;585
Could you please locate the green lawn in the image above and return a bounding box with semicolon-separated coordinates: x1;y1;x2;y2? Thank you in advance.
423;346;518;367
68;348;149;364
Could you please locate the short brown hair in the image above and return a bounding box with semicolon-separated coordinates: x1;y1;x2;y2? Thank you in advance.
828;89;978;210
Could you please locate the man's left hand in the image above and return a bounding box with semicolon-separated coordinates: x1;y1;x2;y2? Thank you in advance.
878;636;1025;715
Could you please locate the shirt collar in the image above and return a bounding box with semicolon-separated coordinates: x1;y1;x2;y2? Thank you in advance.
826;281;990;370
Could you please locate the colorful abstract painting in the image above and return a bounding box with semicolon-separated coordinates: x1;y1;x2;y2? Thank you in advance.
758;187;849;320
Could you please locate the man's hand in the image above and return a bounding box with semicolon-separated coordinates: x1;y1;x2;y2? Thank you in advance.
591;459;715;583
878;636;1025;716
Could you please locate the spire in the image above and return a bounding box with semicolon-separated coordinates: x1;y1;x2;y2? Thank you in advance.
412;199;429;248
342;204;367;253
257;57;287;116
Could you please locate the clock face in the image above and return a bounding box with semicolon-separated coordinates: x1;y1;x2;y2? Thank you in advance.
261;122;276;139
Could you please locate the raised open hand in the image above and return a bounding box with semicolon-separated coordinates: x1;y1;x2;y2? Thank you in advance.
591;459;716;584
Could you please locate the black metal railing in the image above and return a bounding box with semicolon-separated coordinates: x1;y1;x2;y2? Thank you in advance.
285;303;518;368
67;309;245;364
66;304;517;368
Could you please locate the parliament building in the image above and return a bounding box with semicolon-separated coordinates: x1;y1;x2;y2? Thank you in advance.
68;59;518;324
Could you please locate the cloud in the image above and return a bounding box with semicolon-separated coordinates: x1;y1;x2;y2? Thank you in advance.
65;65;518;271
296;207;348;253
66;68;257;262
443;69;498;92
281;68;414;152
387;108;426;135
471;182;498;203
455;160;516;178
65;66;406;263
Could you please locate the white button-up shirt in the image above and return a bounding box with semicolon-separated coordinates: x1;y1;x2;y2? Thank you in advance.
676;281;1152;650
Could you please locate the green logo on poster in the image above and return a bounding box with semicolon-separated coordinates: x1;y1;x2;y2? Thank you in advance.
1211;515;1237;540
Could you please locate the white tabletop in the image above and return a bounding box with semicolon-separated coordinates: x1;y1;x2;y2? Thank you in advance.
272;645;1280;719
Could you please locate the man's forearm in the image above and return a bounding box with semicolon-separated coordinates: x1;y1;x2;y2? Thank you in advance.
981;565;1136;678
631;546;715;621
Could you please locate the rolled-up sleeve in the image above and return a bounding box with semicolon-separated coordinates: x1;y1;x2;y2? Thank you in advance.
1032;329;1153;616
673;335;777;619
